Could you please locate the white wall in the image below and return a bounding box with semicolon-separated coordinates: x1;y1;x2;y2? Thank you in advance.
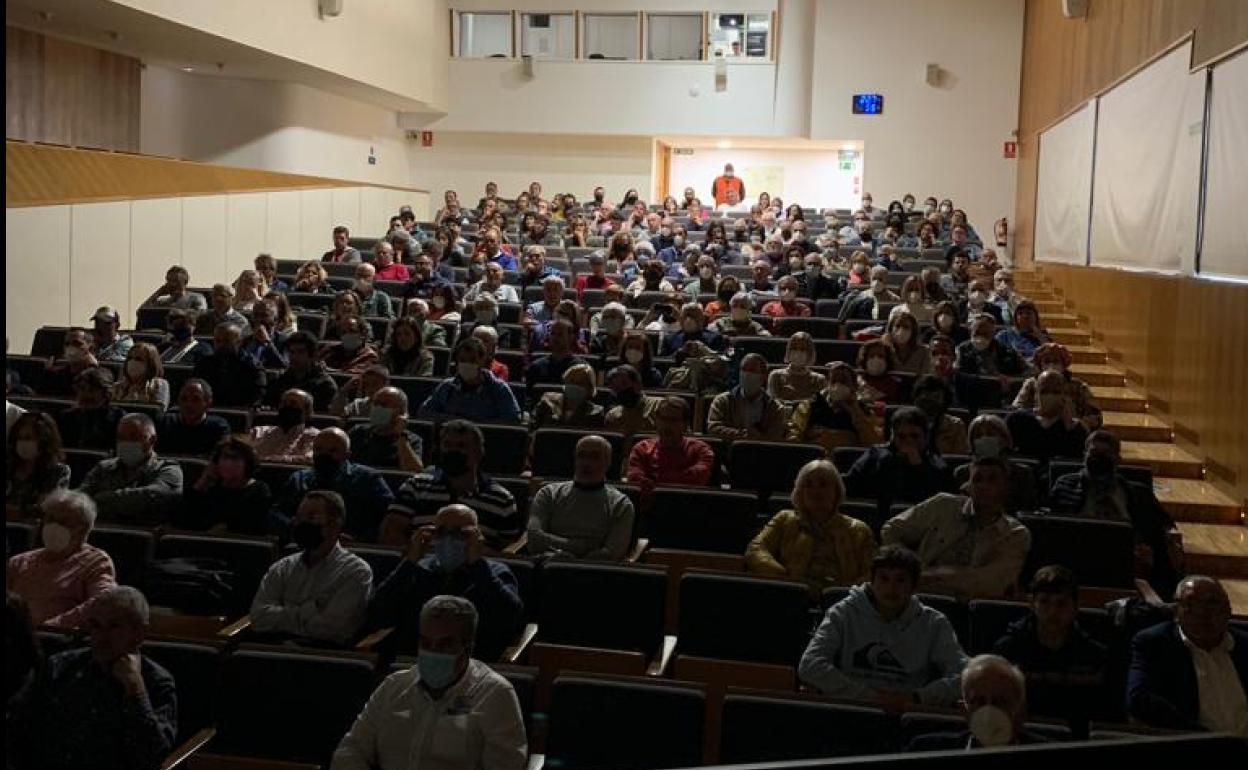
5;186;426;354
668;146;861;211
409;132;654;204
809;0;1024;227
141;66;417;189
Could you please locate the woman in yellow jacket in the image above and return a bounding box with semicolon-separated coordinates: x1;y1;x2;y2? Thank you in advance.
746;459;877;598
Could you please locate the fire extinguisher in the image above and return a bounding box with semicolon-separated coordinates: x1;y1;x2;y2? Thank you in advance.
995;217;1009;247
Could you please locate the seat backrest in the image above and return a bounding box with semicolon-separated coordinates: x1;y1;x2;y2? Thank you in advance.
678;572;813;665
1018;514;1135;588
967;599;1031;655
154;534;277;616
215;649;377;764
142;640;223;743
537;562;666;656
918;593;970;648
720;694;892;762
545;675;705;770
646;488;759;554
349;545;403;587
727;440;826;496
531;428;626;479
6;520;35;557
87;526;156;588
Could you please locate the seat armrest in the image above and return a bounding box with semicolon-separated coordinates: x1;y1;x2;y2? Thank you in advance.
645;634;678;677
627;538;649;563
526;753;545;770
217;615;252;640
1134;578;1165;607
160;727;217;770
355;627;394;652
502;623;539;664
503;532;529;556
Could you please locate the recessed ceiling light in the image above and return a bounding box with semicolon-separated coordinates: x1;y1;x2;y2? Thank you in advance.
182;66;195;72
716;139;732;150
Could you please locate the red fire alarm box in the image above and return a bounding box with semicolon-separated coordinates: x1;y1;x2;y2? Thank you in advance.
1003;141;1017;159
421;131;434;147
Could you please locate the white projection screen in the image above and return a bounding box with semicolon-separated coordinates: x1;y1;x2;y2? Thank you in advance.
1200;49;1248;279
1034;102;1095;264
1090;43;1204;271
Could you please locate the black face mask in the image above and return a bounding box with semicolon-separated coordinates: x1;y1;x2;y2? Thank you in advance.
718;290;735;304
312;453;342;480
171;327;192;341
291;520;324;552
616;389;641;409
1086;453;1115;478
276;406;304;430
440;450;470;476
625;195;638;205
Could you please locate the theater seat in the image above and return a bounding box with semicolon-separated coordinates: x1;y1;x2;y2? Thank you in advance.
535;562;667;659
545;675;705;770
719;694;892;762
676;572;813;666
141;640;222;743
531;428;626;479
727;440;825;497
900;710;1072;748
1018;514;1135;588
87;525;155;588
645;488;759;554
6;521;35;556
153;534;277;617
967;599;1030;654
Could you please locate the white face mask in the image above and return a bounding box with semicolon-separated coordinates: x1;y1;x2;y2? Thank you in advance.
16;439;40;461
624;348;644;365
41;522;73;553
969;705;1015;747
892;327;912;345
431;296;447;310
787;351;809;368
907;291;923;304
865;357;887;377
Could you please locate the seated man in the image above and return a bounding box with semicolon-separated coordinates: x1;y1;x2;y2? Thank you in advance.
323;224;362;263
346;386;424;472
625;396;715;494
707;353;786;443
194;284;251;337
369;507;524;661
603;364;662;438
11;586;176;770
250;388;319;464
881;456;1031;599
844;407;953;519
56;367;124;450
264;330;339;412
6;490;116;628
191;322;267;408
89;306;135;363
401;251;452;301
331;364;391;419
157;308;211;365
660;303;725;356
528;435;636;560
335;595;528;769
799;545;967;709
418;337;521;423
907;654;1043;750
382;420;519;549
155;379;230;456
1005;370;1088;461
239;298;288;369
250;490;373;647
464;261;520;304
524;319;586;393
525;275;567;324
405;298;449;348
146;264;207;311
268;428;394;541
1127;575;1248;735
78;413;183;525
992;565;1109;733
1049;430;1178;593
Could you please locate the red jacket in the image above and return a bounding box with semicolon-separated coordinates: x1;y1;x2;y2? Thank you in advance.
626;436;715;490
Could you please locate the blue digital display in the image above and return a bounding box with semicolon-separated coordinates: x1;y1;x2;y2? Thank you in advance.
853;93;884;115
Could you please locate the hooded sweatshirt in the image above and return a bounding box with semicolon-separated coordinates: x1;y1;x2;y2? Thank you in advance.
798;583;967;705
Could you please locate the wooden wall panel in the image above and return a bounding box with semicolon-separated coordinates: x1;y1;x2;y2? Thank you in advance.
1014;0;1248;266
6;26;141;152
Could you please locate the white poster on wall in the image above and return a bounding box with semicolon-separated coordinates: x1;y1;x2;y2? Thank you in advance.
1199;49;1248;279
1089;42;1204;272
1034;102;1095;264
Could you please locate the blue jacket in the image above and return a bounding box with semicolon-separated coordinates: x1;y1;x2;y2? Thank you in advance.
418;372;522;423
1128;621;1248;730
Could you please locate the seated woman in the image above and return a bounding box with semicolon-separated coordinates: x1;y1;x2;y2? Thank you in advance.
612;331;663;389
249;388;319;464
6;489;116;628
711;292;770;339
703;276;743;321
232;269;268;315
325;290;366;341
1013;342;1102;430
293;261;332;294
922;301;968;345
955;316;1029;379
891;275;935;325
110;342;170;410
787;362;884;454
995;300;1053;361
745;459;877;598
6;412;71;517
378;316;435;377
532;363;605;430
856;339;901;404
177;436;273;534
426;284;462;323
761;275;812;318
319;316;380;374
884;311;931;375
768;332;827;402
952;414;1039;514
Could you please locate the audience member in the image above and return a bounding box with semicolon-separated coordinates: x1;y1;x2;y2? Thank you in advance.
6;411;71;515
78;413;183;525
787;362;885;453
907;655;1040;750
89;306;134;363
146;265;207;311
532;362;605;429
347;386;424;471
995;301;1052;360
250;388;319;464
603;364;661;437
955;316;1028;379
845;407;951;515
952;414;1039;514
195;284;251;337
1005;370;1088;461
265;331;338;412
268;428;393;541
911;374;970;455
856;339;902;404
154;379;231;456
625;397;715;494
708;353;785;442
370;240;410;283
177;436;272;533
323;225;362;264
711;292;769;338
240;299;289;368
527;435;635;560
1013;343;1102;430
768;332;827;402
192;322;267;408
56;367;124;450
419;337;521;422
884;311;932;374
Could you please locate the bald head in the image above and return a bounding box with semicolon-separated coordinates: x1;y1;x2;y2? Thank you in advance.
573;435;613;485
313;427;350;462
1175;575;1231;650
435;504;478;529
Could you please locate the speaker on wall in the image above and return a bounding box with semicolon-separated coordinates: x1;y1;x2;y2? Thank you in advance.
1062;0;1089;18
319;0;343;18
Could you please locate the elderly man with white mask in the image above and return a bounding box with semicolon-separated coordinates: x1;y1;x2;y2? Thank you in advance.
78;412;184;525
907;654;1046;750
6;489;117;628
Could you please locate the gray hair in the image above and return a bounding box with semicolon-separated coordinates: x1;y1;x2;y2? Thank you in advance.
420;594;479;650
118;412;157;438
601;301;627;318
440;419;484;456
961;654;1025;694
94;585;151;626
42;489;98;530
471;324;499;344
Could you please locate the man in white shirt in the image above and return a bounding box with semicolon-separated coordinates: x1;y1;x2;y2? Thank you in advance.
715;185;751;214
250;490;373;646
332;595;528;770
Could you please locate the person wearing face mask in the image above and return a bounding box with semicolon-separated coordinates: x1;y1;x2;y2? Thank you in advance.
419;337;521;423
955;317;1028;384
846;408;954;523
707;354;785;443
711;163;745;208
6;412;71;516
682;256;721;302
627;260;676;298
907;655;1042;750
78;413;183;525
952;415;1037;515
844;251;873;288
602;364;661;439
841;266;902;322
56;367;124;450
339;595;528;769
711;292;769;339
250;490;373;647
526;435;636;561
768;333;826;402
110;343;170;410
192;321;267;408
588;302;630;359
1013;343;1101;430
1005;370;1087;462
240;299;290;369
351;262;394;319
700;276;739;321
267;427;393;540
908;375;969;456
383;423;521;551
1049;430;1178;592
660;303;724;356
319;316;380;375
263;331;338;412
856;340;901;404
154;378;230;456
532;363;605;430
884;311;932;374
961;278;1005;326
524;320;587;400
250;388;320;464
891;276;935;326
626;397;715;498
156;309;211;365
762;275;813;319
6;489;116;628
994;301;1052;361
572;251;617;300
923;301;967;346
786;362;884;453
179;436;273;533
800;545;967;711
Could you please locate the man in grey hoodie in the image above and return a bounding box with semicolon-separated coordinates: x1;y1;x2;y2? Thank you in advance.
799;545;968;711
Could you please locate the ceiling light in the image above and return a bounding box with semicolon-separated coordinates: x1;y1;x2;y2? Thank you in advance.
716;139;732;150
182;66;195;72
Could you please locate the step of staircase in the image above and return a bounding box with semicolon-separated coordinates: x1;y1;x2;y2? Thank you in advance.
1044;313;1082;327
1067;345;1108;365
1154;478;1244;525
1221;578;1248;616
1032;299;1068;313
1069;363;1126;387
1121;441;1204;480
1176;522;1248;578
1050;327;1092;345
1090;386;1148;413
1101;411;1172;442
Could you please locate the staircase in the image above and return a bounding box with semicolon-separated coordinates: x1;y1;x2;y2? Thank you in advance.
1013;268;1248;613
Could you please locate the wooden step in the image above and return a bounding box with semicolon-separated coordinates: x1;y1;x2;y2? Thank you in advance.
1032;299;1068;314
1069;363;1126;387
1154;478;1244;525
1176;522;1248;578
1043;313;1081;328
1222;578;1248;617
1067;345;1108;365
1121;441;1204;480
1090;386;1148;413
1101;411;1171;442
1050;327;1092;345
